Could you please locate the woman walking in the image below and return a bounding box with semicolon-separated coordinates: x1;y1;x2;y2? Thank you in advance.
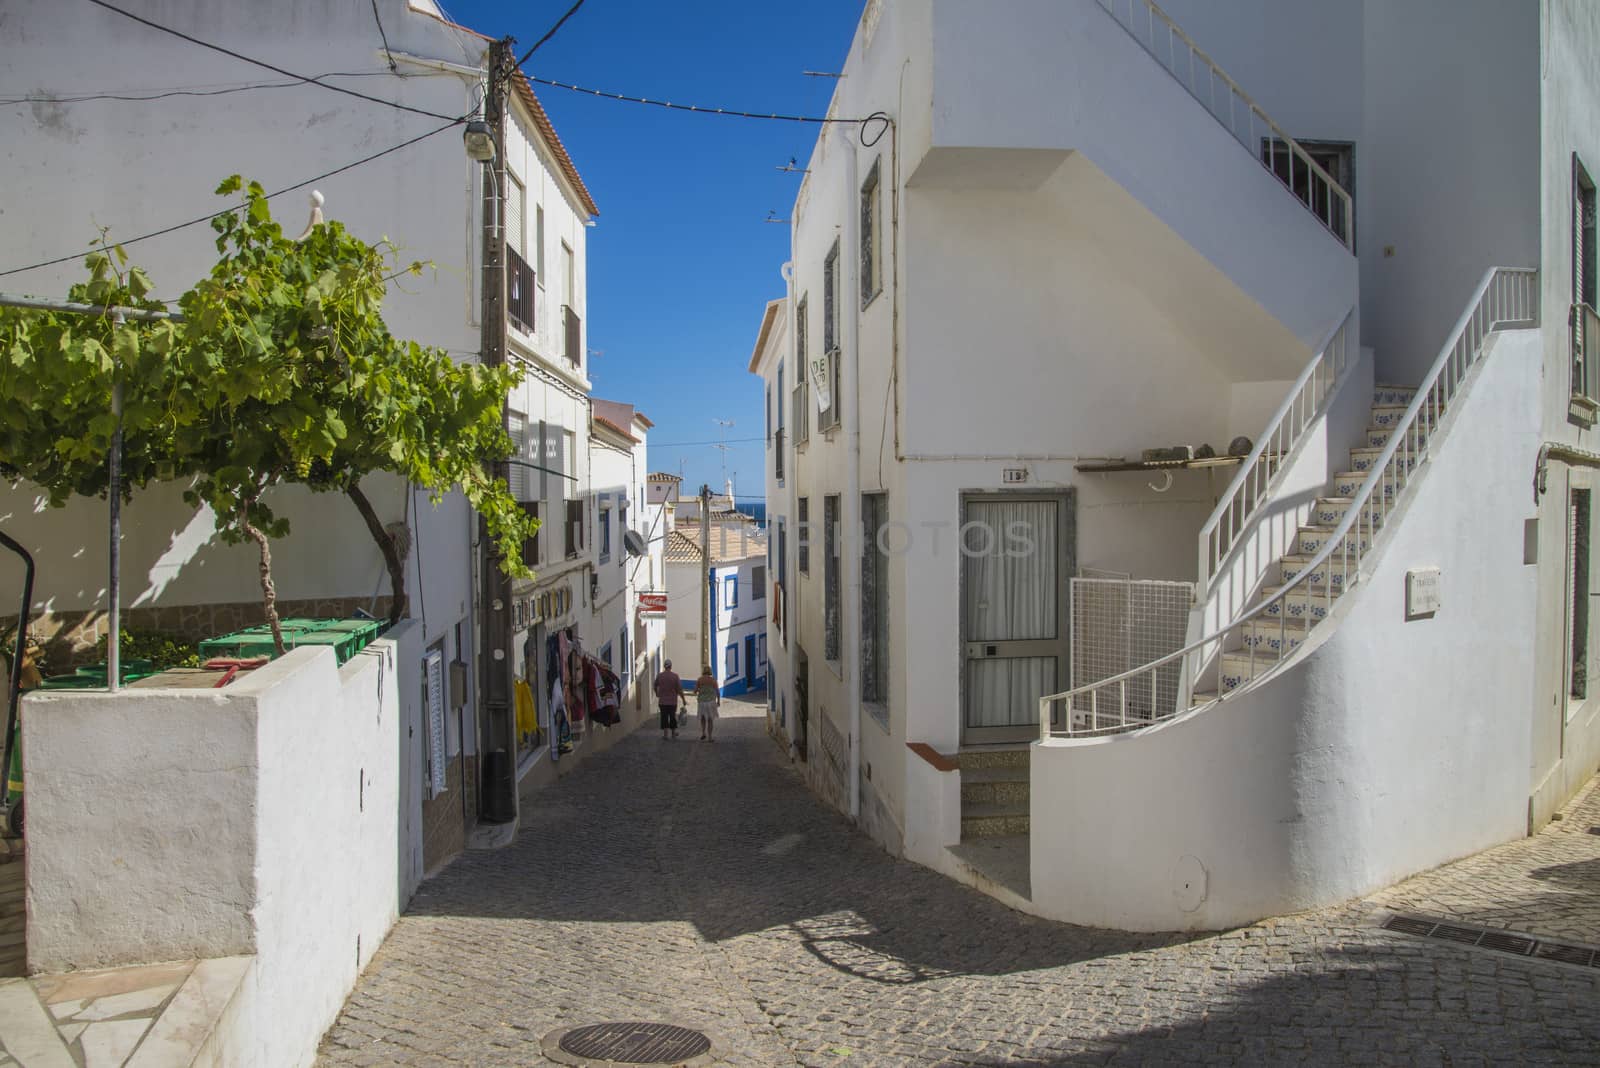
696;666;720;741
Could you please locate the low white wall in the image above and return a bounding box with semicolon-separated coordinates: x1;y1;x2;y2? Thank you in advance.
25;642;401;1067
1031;329;1540;930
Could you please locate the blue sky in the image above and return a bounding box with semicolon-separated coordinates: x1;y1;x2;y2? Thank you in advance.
446;0;864;502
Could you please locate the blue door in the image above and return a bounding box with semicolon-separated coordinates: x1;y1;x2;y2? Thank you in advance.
746;635;763;691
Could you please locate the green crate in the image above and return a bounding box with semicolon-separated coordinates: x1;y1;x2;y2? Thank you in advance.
198;618;381;667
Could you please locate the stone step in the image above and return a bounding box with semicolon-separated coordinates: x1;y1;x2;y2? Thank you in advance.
1369;403;1414;429
1332;468;1407;499
1349;444;1424;475
957;747;1030;771
1219;648;1285;691
1310;495;1389;529
1259;583;1343;624
960;766;1030;806
1240;615;1313;658
961;801;1030;839
1279;553;1355;592
1294;525;1373;558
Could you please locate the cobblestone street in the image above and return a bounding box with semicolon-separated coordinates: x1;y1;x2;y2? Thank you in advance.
319;702;1600;1066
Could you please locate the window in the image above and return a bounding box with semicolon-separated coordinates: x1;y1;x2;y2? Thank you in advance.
766;384;772;446
860;159;881;305
798;498;810;573
506;173;525;256
725;575;739;609
507;413;533;500
565;497;585;558
862;492;889;711
824;494;840;661
752;564;767;600
794;297;810;445
726;643;739;678
1569;488;1592;702
599;505;612;563
775;519;788;644
1573;156;1598;405
563;241;575;306
599;641;612;669
519;502;541;567
820;243;841;432
535;205;546;283
758;634;767;673
507;246;535;334
1260;138;1353;245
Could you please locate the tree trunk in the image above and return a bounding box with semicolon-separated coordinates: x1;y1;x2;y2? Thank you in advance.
347;481;408;626
239;499;285;656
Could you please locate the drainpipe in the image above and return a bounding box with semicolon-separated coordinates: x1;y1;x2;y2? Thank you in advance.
843;132;864;823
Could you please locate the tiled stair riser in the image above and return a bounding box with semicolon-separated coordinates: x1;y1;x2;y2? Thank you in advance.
1350;447;1423;474
1297;529;1372;556
1279;558;1351;591
960;779;1029;806
1333;471;1405;499
1312;498;1387;528
1241;621;1306;656
1259;588;1340;623
1374;386;1418;407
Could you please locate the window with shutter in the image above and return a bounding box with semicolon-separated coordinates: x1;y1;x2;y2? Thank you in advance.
424;649;447;798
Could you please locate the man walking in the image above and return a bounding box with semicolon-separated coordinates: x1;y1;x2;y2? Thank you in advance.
654;659;684;739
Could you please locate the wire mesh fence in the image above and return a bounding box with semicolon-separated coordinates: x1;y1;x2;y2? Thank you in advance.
1068;577;1194;732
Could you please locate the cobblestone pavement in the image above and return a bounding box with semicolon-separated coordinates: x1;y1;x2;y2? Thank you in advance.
1371;775;1600;945
320;702;1600;1066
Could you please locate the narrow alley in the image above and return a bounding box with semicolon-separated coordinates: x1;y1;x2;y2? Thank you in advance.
318;702;1600;1067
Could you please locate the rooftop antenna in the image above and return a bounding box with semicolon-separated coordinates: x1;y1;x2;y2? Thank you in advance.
711;418;736;492
776;157;809;174
764;210;790;224
802;71;844;78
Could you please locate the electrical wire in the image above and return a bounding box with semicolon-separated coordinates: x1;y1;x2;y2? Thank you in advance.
82;0;461;122
0;73;396;107
370;0;399;73
0;119;462;279
648;437;764;448
515;0;588;66
520;73;869;124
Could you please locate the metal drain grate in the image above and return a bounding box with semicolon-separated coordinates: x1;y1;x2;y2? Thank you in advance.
555;1022;712;1065
1382;913;1600;970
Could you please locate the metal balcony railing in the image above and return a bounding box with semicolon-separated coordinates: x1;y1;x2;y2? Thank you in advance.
1572;302;1600;406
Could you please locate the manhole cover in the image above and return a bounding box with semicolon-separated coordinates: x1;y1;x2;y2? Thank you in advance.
545;1022;714;1066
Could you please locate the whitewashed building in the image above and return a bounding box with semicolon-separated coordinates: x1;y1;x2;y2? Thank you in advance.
0;0;614;876
753;0;1600;930
663;520;768;698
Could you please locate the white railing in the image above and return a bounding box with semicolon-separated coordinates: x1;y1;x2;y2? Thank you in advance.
1095;0;1354;249
1042;267;1538;739
1198;312;1352;594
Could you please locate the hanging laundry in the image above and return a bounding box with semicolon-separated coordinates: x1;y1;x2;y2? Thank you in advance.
591;664;622;727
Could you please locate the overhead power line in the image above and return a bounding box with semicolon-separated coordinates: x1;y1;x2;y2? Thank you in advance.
648;437;764;448
0;120;461;279
82;0;462;122
516;0;588;66
0;73;394;107
520;73;871;124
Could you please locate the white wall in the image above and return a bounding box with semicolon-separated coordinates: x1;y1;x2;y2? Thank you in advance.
26;642;401;1066
1031;329;1541;930
0;2;486;646
1529;0;1600;824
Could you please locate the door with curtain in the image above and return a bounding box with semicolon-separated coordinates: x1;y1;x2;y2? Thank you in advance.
961;494;1071;744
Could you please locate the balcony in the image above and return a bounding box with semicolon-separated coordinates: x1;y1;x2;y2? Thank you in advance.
507;247;535;335
563;305;581;368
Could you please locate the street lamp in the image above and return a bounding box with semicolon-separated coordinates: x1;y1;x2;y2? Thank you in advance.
463;119;495;162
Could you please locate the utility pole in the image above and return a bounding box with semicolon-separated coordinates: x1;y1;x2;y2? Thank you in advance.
478;36;516;824
699;484;712;675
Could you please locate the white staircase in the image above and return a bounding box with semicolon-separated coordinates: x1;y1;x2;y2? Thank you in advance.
1218;384;1417;690
1044;266;1539;737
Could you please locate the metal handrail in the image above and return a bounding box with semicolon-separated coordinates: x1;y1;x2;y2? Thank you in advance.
1041;267;1538;739
1198;311;1352;593
1095;0;1354;248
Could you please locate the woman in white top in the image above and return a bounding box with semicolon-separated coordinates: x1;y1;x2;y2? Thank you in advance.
696;667;720;741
